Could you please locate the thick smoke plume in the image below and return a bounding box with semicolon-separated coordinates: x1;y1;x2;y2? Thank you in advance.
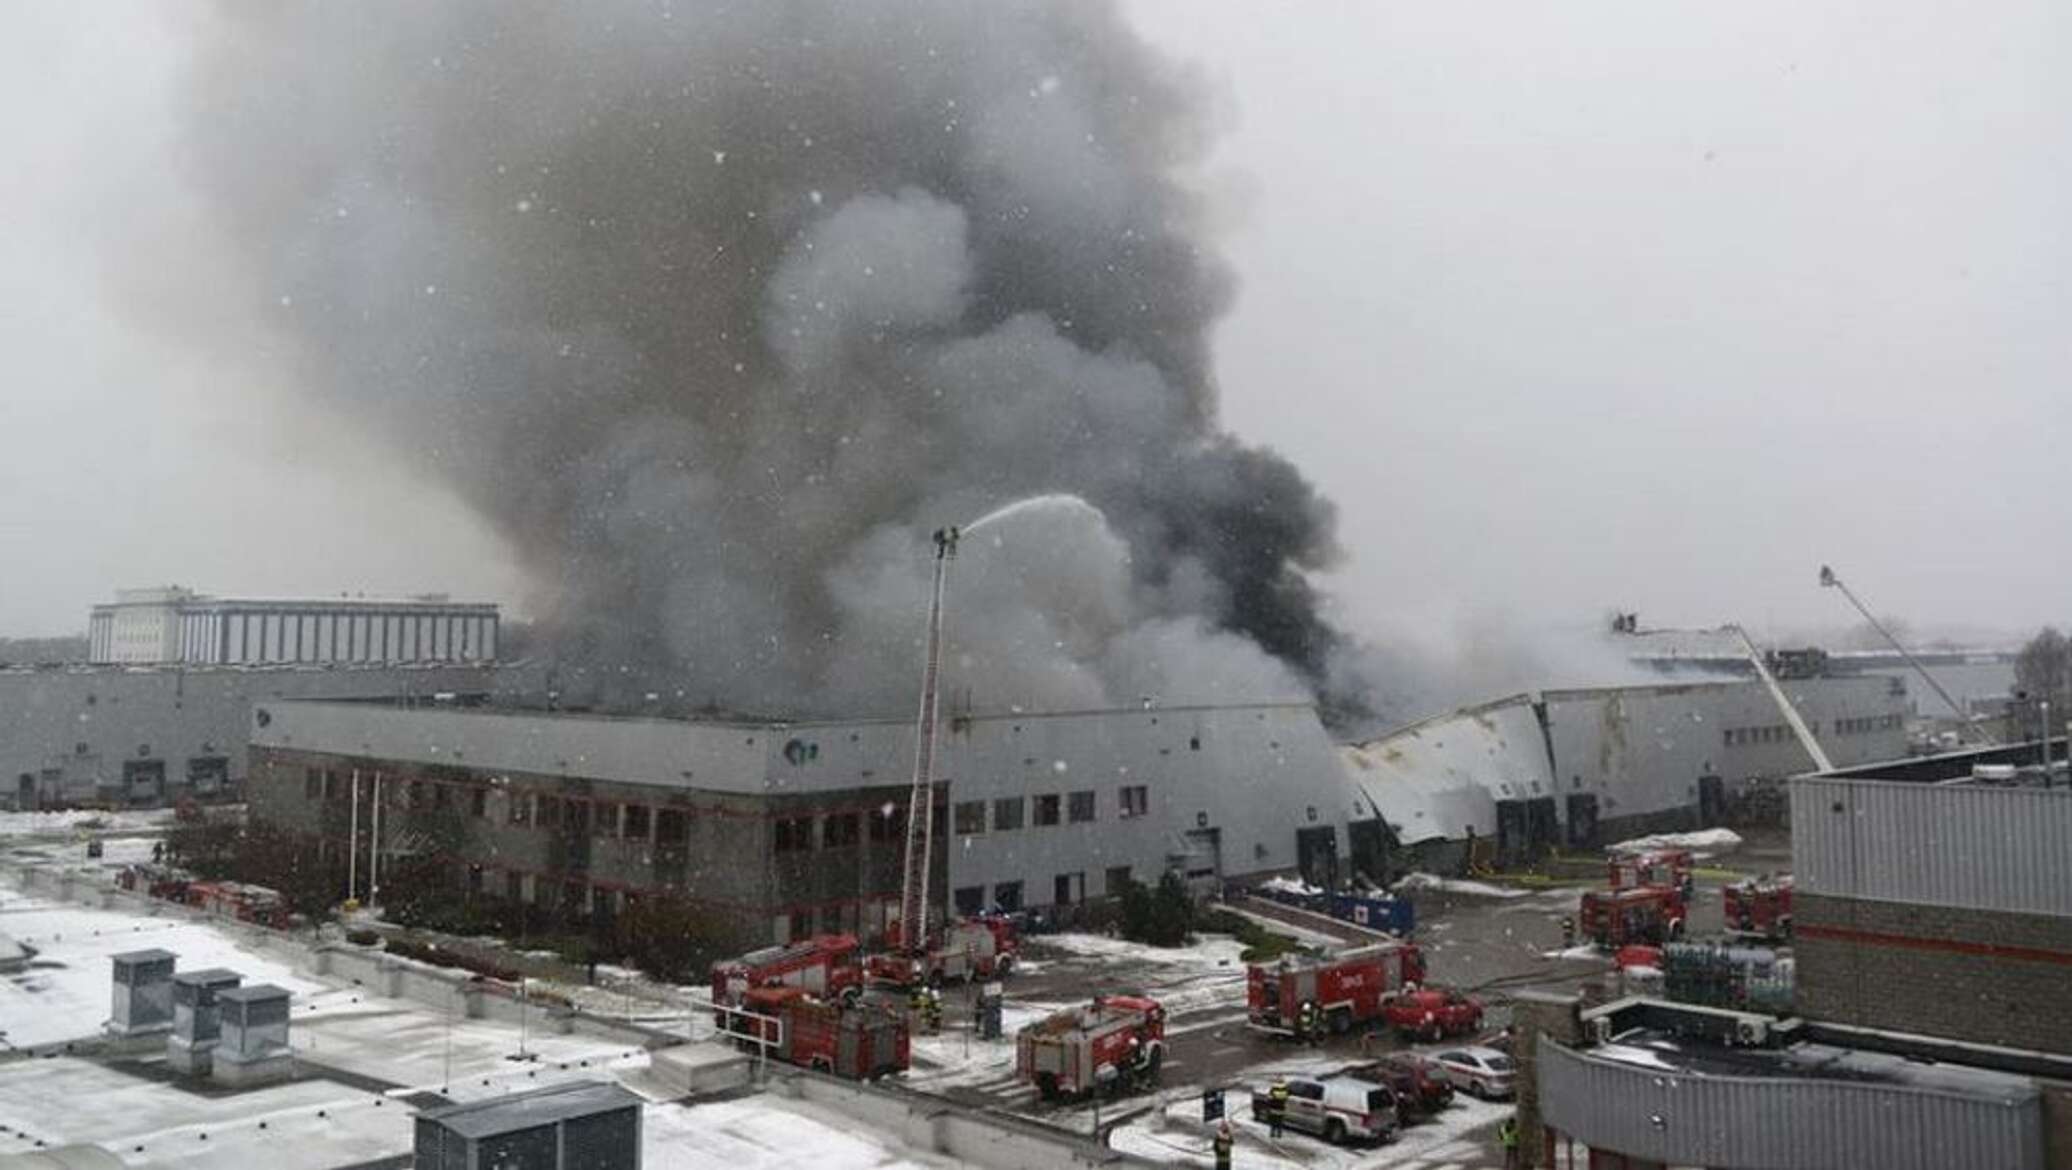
176;1;1346;716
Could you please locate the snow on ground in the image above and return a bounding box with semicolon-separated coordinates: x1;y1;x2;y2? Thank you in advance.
643;1094;958;1170
1539;944;1604;961
0;808;181;837
1392;873;1530;899
0;883;326;1049
1258;876;1322;897
903;1000;1065;1089
1036;932;1249;971
1609;828;1743;854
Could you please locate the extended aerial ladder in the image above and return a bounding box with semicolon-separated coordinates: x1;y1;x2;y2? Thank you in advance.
895;526;958;956
1819;564;1993;744
1727;624;1834;773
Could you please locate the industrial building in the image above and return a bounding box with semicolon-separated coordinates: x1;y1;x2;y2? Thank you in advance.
1340;675;1910;870
1524;746;2072;1169
87;586;499;667
245;698;1363;948
1;663;540;809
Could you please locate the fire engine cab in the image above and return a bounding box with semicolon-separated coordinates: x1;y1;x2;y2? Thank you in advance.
1016;994;1166;1100
1247;942;1425;1038
1579;884;1687;948
725;985;910;1081
1723;875;1793;940
865;917;1017;987
711;933;863;1009
1607;849;1695;897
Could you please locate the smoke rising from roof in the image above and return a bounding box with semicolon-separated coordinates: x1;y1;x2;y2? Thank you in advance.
172;1;1345;716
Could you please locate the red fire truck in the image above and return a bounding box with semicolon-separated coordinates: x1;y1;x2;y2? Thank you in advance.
1723;875;1793;940
1607;849;1695;897
711;934;864;1009
1246;942;1426;1038
865;917;1017;987
1579;885;1686;948
726;985;910;1080
1380;987;1484;1041
1016;994;1166;1100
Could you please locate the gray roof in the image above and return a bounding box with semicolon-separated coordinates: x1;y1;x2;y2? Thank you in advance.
172;968;242;987
109;949;177;965
418;1081;642;1138
217;983;289;1003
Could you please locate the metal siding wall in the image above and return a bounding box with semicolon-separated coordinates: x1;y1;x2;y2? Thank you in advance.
1539;1041;2044;1170
1792;778;2072;915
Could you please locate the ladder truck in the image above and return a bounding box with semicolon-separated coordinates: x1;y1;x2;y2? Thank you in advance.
890;526;956;962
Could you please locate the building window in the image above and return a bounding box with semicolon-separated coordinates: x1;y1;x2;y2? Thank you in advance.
466;865;485;895
1106;865;1133;894
655;808;687;846
870;805;905;842
536;795;562;828
407;781;425;810
787;911;811;941
954;886;985;917
471;788;489;818
432;784;452;811
992;796;1025;831
304;768;321;800
505;870;525;903
1053;872;1084;906
823;812;860;848
624;804;651;841
774;816;815;853
508;793;532;827
1068;790;1096;824
563;878;588;916
1119;785;1148;819
1034;794;1061;827
323;770;340;800
593;801;618;837
993;880;1024;912
954;800;987;835
565;800;589;836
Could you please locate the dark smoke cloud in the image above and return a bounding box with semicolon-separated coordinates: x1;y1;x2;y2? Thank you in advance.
175;0;1348;715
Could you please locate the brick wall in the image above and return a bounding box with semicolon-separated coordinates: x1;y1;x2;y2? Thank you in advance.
1795;891;2072;1055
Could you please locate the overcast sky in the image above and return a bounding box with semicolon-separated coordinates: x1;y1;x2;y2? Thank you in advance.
2;2;2065;649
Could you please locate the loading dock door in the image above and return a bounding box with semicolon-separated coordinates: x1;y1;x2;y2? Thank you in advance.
1495;796;1560;868
1566;793;1600;848
1697;775;1726;827
1295;826;1339;889
1180;828;1222;897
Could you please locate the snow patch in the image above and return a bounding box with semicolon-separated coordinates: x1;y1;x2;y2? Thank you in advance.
1610;828;1742;854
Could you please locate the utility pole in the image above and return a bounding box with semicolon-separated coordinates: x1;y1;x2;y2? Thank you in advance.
369;772;382;907
1819;565;1991;743
346;770;360;904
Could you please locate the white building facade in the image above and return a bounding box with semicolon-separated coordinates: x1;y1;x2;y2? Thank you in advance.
87;588;498;667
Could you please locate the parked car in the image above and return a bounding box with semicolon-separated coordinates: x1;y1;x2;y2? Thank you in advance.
1380;987;1483;1041
1430;1046;1515;1099
1345;1053;1453;1120
1249;1074;1398;1145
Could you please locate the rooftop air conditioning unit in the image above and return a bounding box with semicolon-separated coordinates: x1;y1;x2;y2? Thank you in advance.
1590;1015;1614;1044
1734;1017;1769;1047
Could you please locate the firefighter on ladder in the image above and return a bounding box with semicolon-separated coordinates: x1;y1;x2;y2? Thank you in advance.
1213;1119;1234;1169
1267;1077;1289;1138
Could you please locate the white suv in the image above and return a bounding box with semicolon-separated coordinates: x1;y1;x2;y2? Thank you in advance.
1252;1074;1398;1145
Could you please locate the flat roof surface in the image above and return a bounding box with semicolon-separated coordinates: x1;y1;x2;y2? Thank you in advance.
418;1080;642;1138
1600;1028;2039;1101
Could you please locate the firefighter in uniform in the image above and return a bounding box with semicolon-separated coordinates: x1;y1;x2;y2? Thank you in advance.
1560;914;1575;950
1213;1120;1234;1169
1498;1114;1521;1170
923;987;943;1034
909;986;928;1031
1267;1077;1289;1138
1297;1000;1320;1045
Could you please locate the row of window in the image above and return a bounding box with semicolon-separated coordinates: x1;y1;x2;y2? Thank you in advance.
1723;714;1903;748
950;865;1136;917
951;785;1147;836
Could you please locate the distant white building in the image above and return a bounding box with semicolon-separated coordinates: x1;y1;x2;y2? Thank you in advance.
86;587;499;667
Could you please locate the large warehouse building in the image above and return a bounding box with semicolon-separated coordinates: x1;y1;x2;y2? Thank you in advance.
1340;675;1910;869
245;699;1363;948
2;663;541;809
